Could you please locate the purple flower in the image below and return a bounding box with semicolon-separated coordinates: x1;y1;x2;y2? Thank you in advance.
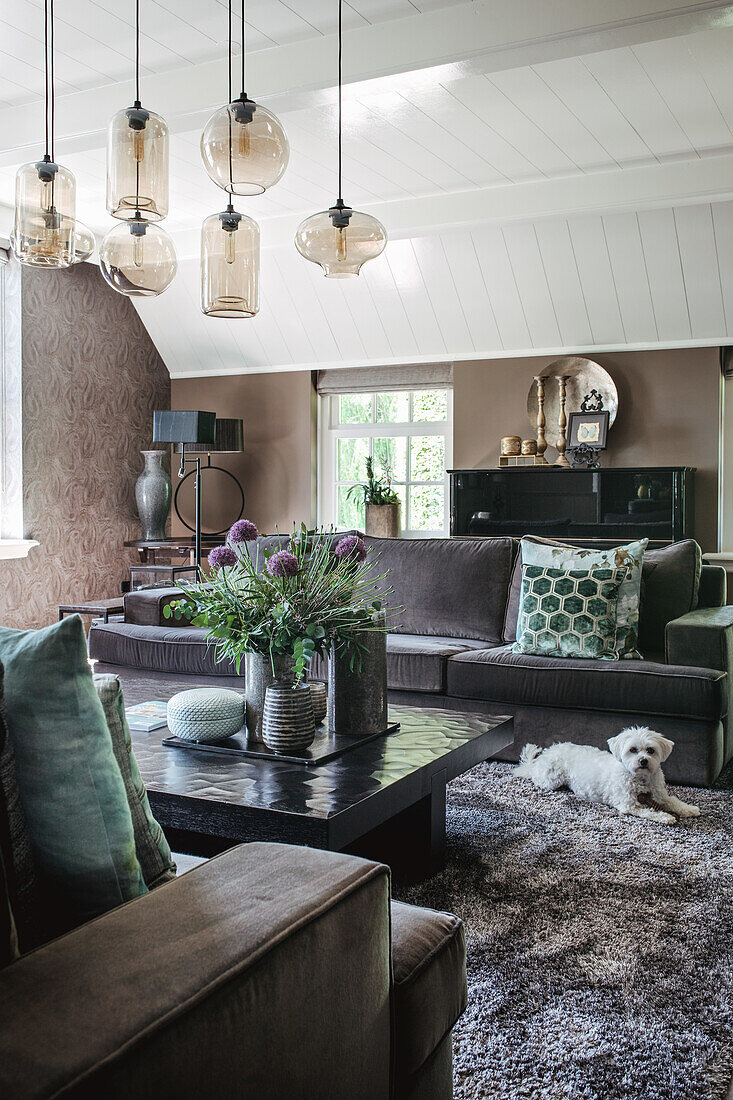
208;544;237;569
266;550;299;578
334;535;367;563
229;519;258;543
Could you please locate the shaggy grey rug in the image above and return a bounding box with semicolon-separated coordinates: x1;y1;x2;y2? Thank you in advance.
396;762;733;1100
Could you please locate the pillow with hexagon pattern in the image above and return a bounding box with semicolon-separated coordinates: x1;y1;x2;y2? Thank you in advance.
512;565;629;660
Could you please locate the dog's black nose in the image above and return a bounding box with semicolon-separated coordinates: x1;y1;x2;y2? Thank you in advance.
638;758;649;769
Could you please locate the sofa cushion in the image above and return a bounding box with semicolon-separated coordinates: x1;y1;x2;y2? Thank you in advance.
513;565;627;661
124;586;186;628
0;617;147;928
89;622;238;677
94;674;177;888
309;635;488;694
390;900;466;1085
504;538;702;655
447;644;726;720
365;536;515;645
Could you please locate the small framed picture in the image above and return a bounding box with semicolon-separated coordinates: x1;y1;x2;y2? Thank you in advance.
567;410;610;449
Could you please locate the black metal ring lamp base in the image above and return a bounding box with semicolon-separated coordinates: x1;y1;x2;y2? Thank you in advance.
173;458;245;538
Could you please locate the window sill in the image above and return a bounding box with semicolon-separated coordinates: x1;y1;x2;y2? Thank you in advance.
0;539;39;560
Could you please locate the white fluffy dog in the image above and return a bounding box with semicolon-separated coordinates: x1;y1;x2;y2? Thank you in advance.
516;727;700;824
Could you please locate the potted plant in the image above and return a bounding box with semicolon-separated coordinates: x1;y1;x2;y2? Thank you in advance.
348;457;401;538
164;520;392;741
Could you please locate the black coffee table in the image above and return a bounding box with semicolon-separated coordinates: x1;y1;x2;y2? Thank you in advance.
101;664;514;879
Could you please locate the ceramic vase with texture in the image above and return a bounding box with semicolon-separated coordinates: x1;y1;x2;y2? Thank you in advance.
262;683;316;753
135;450;172;541
328;611;388;735
245;652;296;742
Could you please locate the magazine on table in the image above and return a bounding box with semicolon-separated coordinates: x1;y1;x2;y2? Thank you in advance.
125;701;169;732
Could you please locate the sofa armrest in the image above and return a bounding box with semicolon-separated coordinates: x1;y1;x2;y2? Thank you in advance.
0;843;392;1100
666;605;733;676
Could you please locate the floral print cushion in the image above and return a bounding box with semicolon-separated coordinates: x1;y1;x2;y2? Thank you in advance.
512;565;628;661
519;537;647;658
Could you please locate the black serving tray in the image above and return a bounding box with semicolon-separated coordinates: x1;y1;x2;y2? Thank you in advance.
162;720;401;766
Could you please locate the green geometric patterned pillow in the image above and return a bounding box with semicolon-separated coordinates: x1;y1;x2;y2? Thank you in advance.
513;565;628;661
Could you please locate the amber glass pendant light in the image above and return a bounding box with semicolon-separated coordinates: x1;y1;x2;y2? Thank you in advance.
106;0;169;221
294;0;386;278
200;0;260;318
99;219;177;296
200;0;289;196
13;0;76;269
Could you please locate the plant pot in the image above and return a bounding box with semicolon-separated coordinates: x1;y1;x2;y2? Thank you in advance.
135;450;172;541
308;680;328;726
245;652;295;742
328;612;388;735
262;682;315;752
365;502;400;539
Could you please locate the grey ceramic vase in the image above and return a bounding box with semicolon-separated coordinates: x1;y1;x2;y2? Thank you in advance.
308;680;328;726
262;683;315;753
327;612;388;735
135;450;172;541
245;652;296;742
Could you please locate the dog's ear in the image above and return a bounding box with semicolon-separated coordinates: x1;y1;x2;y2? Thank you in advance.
652;734;675;761
607;734;625;760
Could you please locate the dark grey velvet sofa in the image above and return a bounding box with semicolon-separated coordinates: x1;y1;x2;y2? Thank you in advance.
0;841;466;1099
88;535;733;786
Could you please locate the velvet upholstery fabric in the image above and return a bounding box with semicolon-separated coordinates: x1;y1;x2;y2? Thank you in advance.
399;1034;453;1100
391;900;466;1086
698;564;726;610
447;645;726;720
89;622;237;677
666;605;733;761
365;535;516;644
93;675;176;888
0;844;394;1100
504;538;702;650
309;634;488;694
0;617;146;926
123;587;184;628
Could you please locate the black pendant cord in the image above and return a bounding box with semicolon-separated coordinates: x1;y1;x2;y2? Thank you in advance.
337;0;342;204
50;0;55;161
227;0;234;190
240;0;246;98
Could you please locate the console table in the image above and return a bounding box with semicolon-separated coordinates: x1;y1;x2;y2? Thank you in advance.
125;537;221;565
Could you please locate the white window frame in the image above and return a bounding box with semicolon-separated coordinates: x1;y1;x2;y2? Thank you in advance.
319;388;453;537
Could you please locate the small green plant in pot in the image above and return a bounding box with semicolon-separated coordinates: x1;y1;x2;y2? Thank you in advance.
348;457;401;538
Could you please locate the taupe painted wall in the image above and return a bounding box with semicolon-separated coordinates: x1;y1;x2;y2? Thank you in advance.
0;262;170;629
171;371;316;537
453;348;720;551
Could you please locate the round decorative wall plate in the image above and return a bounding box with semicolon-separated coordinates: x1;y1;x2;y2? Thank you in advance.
527;356;618;449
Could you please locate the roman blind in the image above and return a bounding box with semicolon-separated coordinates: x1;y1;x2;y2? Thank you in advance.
317;363;453;394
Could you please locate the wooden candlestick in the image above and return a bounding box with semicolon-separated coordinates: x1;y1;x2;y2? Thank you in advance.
534;376;548;464
555;375;571;467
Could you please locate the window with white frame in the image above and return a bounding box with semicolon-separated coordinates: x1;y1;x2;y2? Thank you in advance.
320;388;453;536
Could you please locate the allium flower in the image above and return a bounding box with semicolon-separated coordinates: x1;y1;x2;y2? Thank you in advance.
208;544;237;569
229;519;258;543
267;550;299;578
334;535;367;563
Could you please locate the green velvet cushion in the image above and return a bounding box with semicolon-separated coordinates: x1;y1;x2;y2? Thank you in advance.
513;565;626;660
94;674;176;888
519;536;647;657
0;616;146;925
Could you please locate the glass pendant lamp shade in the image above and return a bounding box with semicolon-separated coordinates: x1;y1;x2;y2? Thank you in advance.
201;206;259;317
107;105;169;221
294;204;387;278
70;221;95;264
13;158;76;268
99;219;177;297
200;97;289;196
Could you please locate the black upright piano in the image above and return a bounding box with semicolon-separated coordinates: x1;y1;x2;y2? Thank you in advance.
449;467;694;547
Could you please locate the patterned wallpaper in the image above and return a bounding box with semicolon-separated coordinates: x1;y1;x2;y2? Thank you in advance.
0;261;170;629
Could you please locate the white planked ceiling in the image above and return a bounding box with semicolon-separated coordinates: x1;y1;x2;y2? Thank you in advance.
135;199;733;376
4;1;733;372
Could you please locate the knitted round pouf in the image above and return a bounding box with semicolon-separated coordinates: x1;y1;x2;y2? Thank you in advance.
262;683;315;752
167;688;245;743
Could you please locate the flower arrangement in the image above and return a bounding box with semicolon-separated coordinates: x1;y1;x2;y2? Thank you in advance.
164;520;389;682
347;456;400;506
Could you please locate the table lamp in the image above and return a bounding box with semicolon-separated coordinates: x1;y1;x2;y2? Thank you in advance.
153;410;216;569
172;417;245;543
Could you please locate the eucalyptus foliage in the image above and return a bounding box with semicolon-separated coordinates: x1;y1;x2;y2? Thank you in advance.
164;524;392;681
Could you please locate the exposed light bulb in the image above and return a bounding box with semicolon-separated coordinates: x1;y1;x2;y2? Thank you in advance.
131;219;146;269
133;129;144;163
336;227;347;262
225;229;236;265
238;120;251;159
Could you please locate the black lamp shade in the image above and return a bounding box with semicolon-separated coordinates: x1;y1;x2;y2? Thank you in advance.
153;410;216;445
173;417;244;454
